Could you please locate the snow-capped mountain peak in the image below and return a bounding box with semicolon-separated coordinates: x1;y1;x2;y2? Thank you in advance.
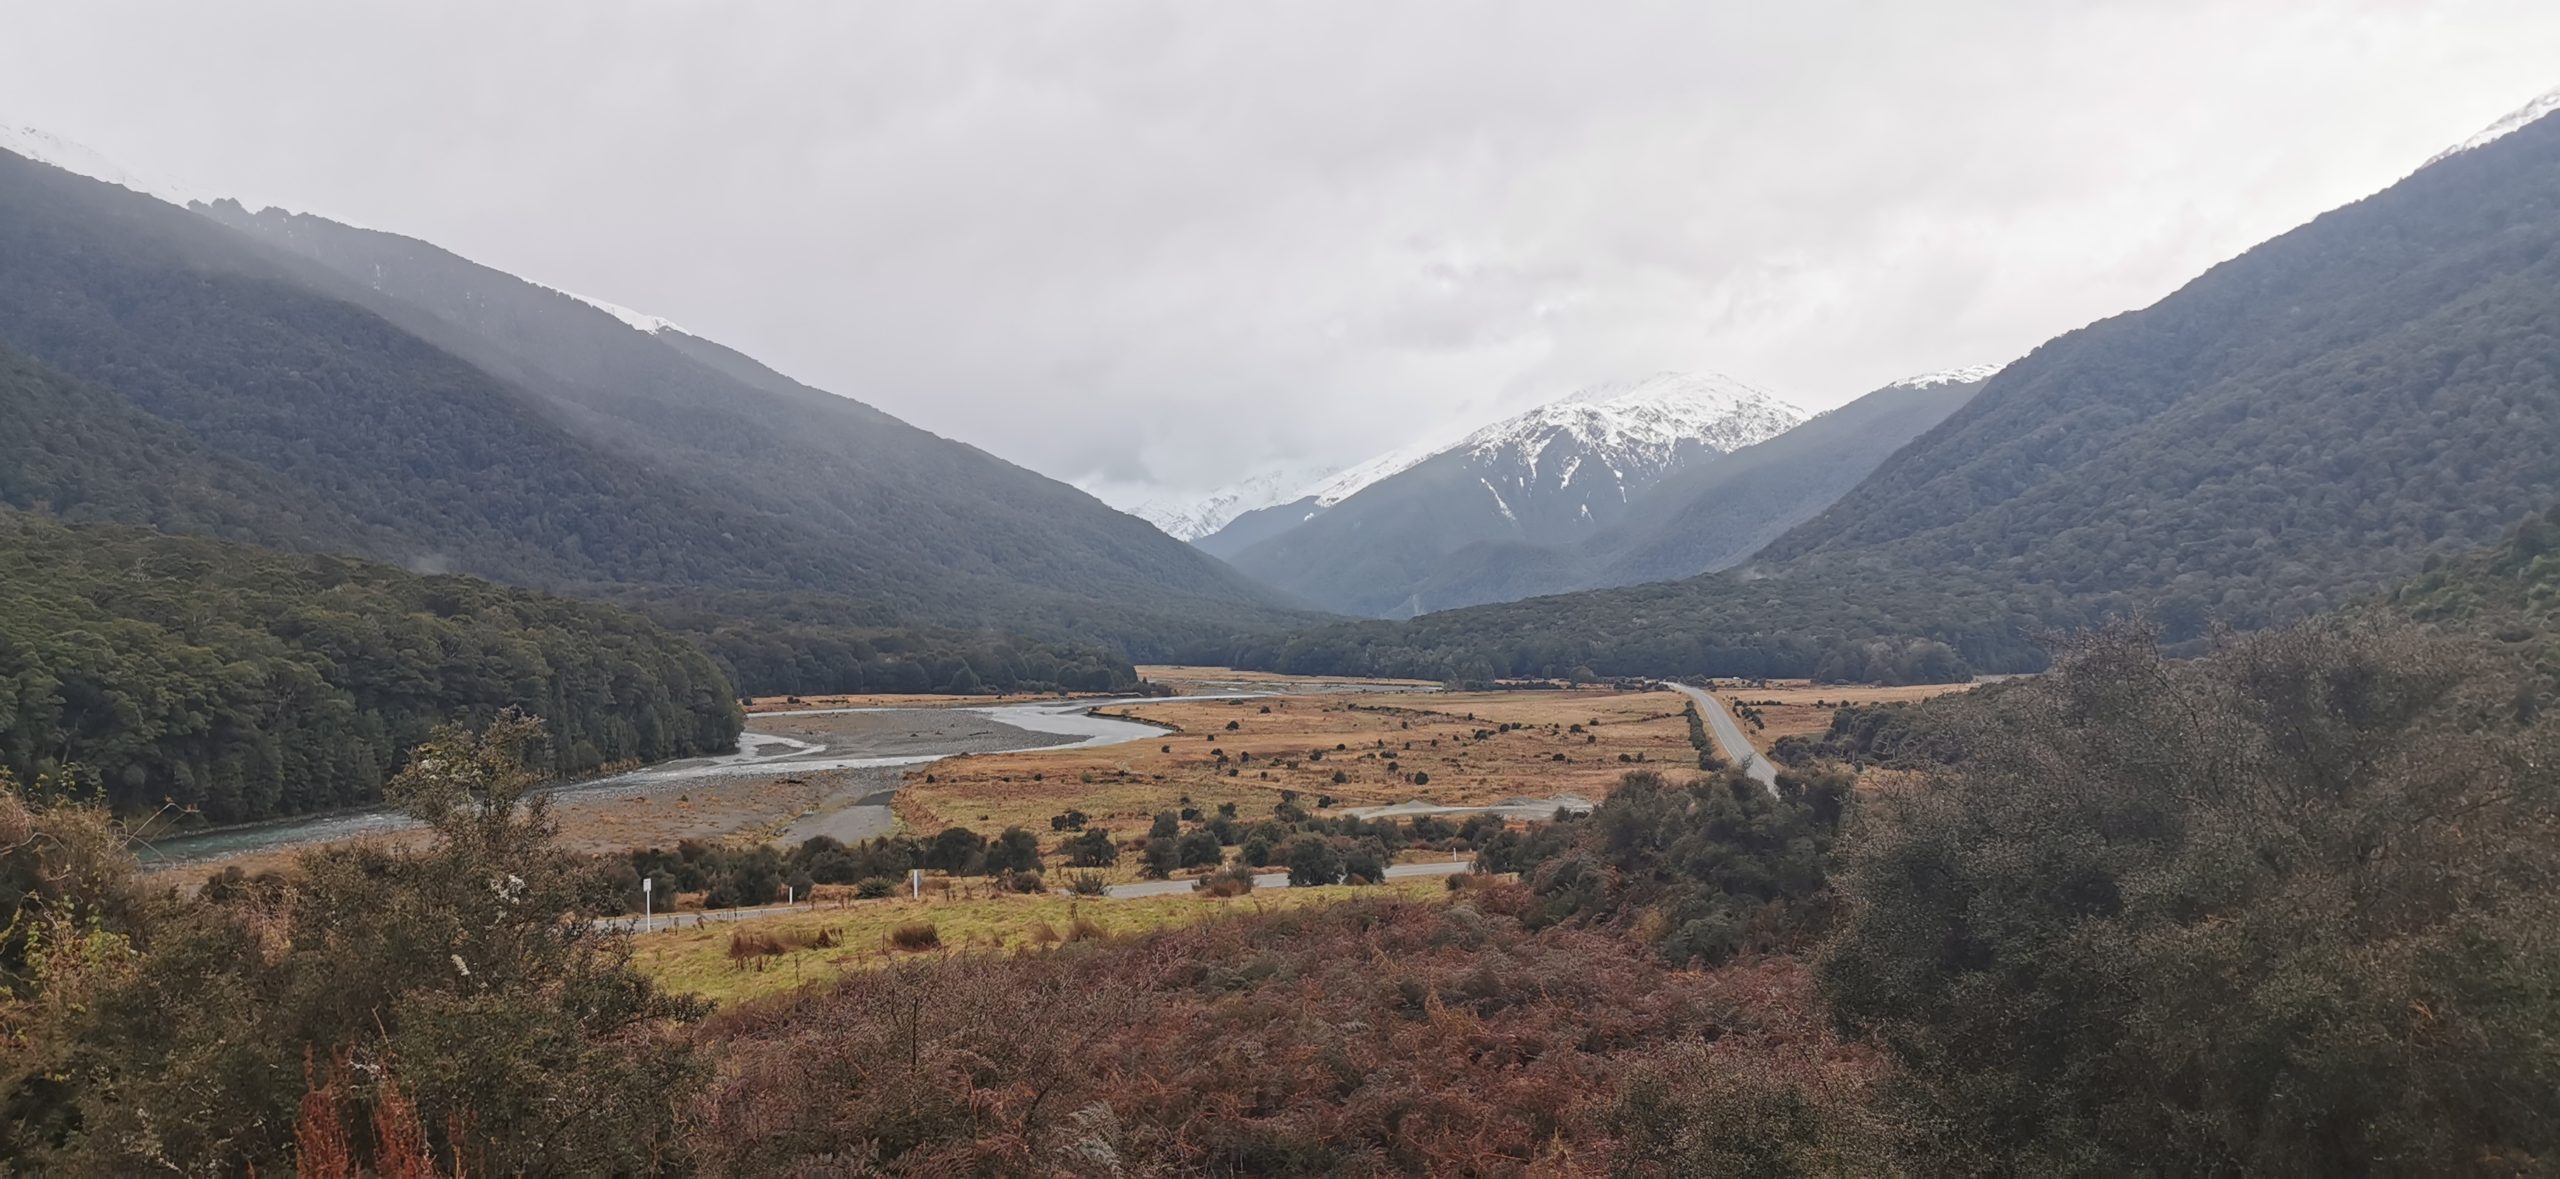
2427;85;2560;166
1456;372;1803;479
1126;461;1336;542
1888;362;2003;390
1159;371;1800;548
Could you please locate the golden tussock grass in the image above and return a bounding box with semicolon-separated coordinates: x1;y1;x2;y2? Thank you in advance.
895;687;1696;845
632;876;1452;1005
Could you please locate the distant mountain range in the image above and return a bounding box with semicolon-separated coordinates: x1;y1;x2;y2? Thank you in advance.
1159;366;1995;619
0;131;1314;689
1206;372;1804;615
1216;85;2560;683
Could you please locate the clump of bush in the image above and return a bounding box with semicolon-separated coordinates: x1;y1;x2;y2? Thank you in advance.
887;921;941;951
1194;861;1259;898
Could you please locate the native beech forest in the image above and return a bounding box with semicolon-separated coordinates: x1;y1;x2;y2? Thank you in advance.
0;513;741;821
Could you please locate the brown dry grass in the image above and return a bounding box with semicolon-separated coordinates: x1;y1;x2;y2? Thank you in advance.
896;687;1695;841
1700;678;1978;753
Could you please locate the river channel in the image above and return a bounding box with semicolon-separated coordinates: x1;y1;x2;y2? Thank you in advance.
141;698;1178;868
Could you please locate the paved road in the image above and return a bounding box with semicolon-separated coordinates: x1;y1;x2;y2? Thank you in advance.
1666;681;1779;794
606;859;1480;933
1102;857;1473;899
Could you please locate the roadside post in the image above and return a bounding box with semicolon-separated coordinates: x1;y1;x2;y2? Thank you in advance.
641;876;653;934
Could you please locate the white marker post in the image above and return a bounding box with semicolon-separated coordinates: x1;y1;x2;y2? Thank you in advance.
641;876;653;934
910;868;922;899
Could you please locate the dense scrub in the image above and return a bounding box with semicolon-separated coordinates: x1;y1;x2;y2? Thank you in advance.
686;893;1871;1176
2390;508;2560;691
1821;621;2560;1172
0;716;705;1174
0;512;740;820
1479;767;1850;967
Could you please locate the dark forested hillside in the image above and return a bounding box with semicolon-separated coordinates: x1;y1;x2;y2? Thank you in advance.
0;512;741;821
1587;373;1988;586
1222;110;2560;681
2390;509;2560;689
0;345;383;553
0;151;1314;666
197;201;1302;644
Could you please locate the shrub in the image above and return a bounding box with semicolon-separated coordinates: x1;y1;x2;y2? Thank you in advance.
854;876;898;899
983;827;1044;875
1065;872;1112;897
1176;829;1224;869
1823;621;2560;1173
924;826;987;874
1064;828;1119;867
887;921;941;952
1140;837;1179;880
1282;836;1345;888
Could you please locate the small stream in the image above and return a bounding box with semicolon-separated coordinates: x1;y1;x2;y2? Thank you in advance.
140;697;1179;868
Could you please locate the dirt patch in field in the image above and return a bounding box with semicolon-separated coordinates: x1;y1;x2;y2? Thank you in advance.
896;688;1696;843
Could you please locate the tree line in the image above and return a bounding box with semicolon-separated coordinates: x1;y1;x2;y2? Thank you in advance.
0;513;741;822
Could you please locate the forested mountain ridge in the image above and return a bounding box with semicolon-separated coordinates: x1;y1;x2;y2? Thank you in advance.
1216;101;2560;682
0;148;1316;668
0;511;741;822
1753;109;2560;631
195;200;1296;635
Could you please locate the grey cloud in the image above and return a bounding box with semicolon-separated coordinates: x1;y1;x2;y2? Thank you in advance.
4;1;2557;505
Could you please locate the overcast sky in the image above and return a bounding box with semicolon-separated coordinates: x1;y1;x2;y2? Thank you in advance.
5;2;2558;508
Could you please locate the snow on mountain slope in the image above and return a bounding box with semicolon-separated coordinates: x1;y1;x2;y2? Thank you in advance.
0;121;198;204
2427;86;2560;166
1888;362;2004;390
1129;462;1337;541
1449;372;1802;499
541;285;684;335
1142;436;1452;543
0;119;689;339
1221;372;1805;616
